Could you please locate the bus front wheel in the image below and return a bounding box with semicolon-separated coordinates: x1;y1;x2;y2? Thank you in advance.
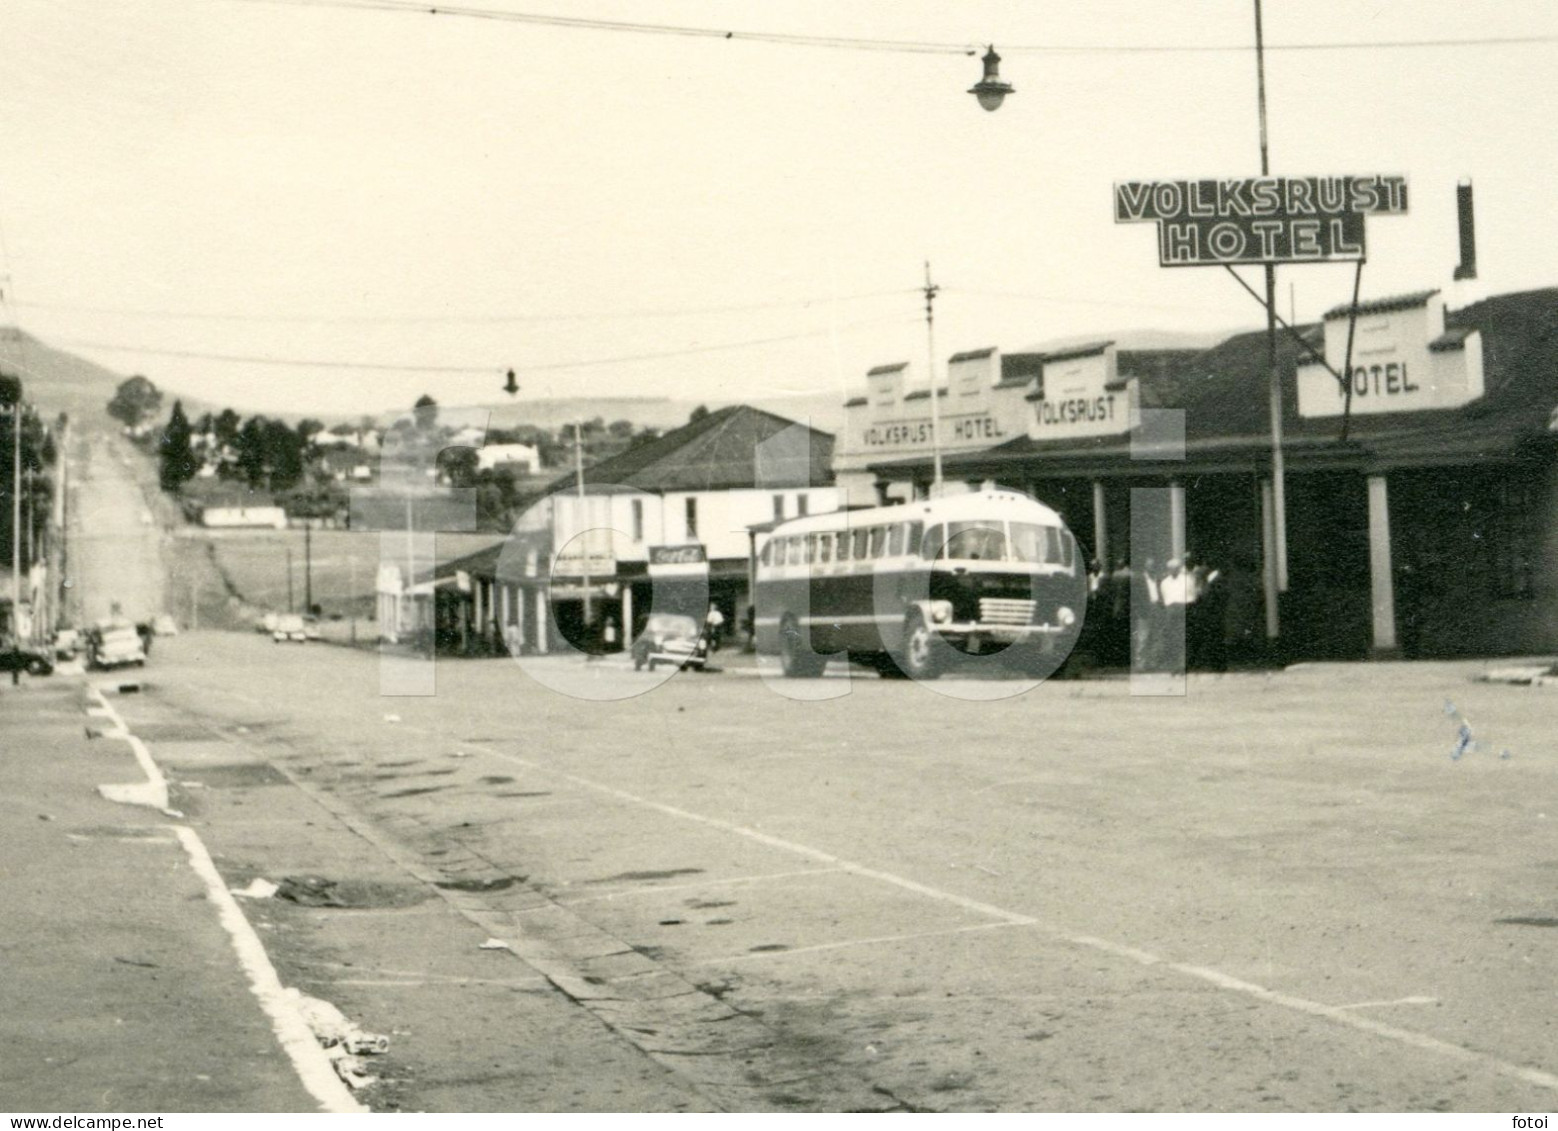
779;616;826;678
896;613;940;681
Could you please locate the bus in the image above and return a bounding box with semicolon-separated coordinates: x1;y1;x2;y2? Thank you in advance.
753;488;1087;679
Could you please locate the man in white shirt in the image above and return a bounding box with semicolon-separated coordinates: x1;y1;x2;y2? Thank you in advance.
1156;558;1189;671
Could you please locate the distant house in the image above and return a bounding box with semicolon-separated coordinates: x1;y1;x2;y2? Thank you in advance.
202;505;288;530
476;442;540;475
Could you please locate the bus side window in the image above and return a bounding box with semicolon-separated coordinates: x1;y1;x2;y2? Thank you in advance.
869;526;887;558
888;524;904;556
784;537;798;566
760;541;772;566
922;524;943;559
852;527;869;561
907;521;924;558
833;531;848;563
818;532;832;564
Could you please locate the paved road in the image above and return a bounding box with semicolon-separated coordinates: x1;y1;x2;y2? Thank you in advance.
65;429;167;627
57;433;1558;1111
109;629;1558;1113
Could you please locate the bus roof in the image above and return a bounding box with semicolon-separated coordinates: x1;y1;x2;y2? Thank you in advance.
761;490;1067;539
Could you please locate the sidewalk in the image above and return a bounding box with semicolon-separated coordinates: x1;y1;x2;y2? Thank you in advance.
0;679;322;1113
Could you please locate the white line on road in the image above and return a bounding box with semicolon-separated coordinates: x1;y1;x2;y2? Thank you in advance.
483;748;1558;1097
171;826;369;1113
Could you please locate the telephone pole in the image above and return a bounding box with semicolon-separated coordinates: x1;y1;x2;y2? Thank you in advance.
922;262;945;492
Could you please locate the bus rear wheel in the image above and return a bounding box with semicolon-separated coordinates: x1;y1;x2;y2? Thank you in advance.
779;615;826;678
895;613;940;681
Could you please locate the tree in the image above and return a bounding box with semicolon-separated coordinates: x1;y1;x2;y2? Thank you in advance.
413;394;439;431
236;416;268;488
688;405;710;424
436;445;479;488
158;401;198;492
296;418;326;454
107;375;162;430
261;418;305;490
608;419;635;440
0;371;21;407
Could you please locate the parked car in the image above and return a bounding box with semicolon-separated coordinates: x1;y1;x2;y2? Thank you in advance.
0;640;55;677
89;624;146;670
630;613;708;672
53;628;81;659
273;614;309;643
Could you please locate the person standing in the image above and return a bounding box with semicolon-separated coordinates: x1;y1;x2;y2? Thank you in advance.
1156;557;1191;673
704;603;726;653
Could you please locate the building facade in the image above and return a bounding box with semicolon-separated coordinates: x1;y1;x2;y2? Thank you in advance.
425;405;838;656
866;286;1558;664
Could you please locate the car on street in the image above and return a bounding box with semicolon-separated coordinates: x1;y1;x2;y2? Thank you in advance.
273;614;309;643
88;624;146;670
52;628;81;659
0;640;55;677
630;613;708;672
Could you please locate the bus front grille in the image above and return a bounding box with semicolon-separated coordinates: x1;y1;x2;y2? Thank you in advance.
979;597;1037;626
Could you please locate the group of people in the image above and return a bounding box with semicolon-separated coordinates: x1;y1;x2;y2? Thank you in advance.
1081;553;1265;673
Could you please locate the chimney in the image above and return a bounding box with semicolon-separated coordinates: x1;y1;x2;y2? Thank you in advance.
1453;180;1477;281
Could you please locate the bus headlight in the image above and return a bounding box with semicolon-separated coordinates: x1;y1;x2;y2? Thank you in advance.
1057;605;1077;628
929;600;953;624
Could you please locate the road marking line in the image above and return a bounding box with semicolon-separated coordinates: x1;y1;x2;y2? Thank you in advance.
171;825;368;1113
693;919;1033;967
552;866;848;907
89;688;170;811
493;753;1037;929
1335;996;1440;1011
489;751;1558;1096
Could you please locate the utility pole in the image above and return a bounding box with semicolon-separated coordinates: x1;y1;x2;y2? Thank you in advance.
304;521;313;616
922;262;945;494
10;396;20;684
286;545;294;613
575;419;593;644
1254;0;1289;643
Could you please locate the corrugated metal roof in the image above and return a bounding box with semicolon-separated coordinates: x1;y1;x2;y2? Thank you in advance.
949;347;996;363
867;362;908;375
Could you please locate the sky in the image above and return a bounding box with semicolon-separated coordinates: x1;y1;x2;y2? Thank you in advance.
0;0;1553;421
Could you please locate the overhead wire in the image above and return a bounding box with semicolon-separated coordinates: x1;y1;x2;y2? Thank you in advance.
50;314;916;375
230;0;1558;56
13;289;914;325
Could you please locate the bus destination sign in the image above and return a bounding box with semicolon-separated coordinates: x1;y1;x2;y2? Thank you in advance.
1114;175;1408;267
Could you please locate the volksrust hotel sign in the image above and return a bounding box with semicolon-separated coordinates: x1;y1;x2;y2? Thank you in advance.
1114;176;1408;266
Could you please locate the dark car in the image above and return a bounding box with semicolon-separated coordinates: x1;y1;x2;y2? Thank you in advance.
0;640;55;677
631;613;708;672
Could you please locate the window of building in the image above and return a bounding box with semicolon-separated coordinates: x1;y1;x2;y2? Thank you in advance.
796;494;809;517
772;495;785;521
631;499;644;543
685;497;698;539
1490;480;1535;598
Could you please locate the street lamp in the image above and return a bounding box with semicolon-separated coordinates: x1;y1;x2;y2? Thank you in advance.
968;46;1014;112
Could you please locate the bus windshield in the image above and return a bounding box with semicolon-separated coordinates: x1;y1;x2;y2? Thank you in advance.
1009;522;1066;564
938;521;1007;562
